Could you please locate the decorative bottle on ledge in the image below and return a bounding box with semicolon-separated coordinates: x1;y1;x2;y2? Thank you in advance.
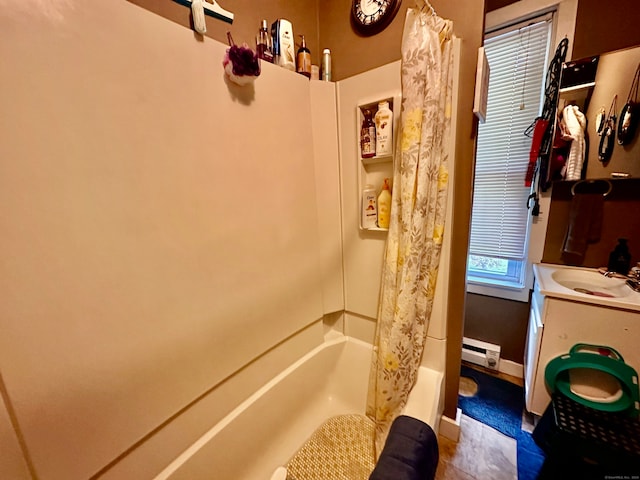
360;110;376;158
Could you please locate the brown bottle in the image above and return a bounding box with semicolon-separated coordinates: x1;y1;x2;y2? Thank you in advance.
360;110;376;158
296;35;311;78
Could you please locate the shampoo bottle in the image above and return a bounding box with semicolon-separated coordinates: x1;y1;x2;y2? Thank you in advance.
375;101;393;156
362;185;378;229
296;35;312;78
360;110;376;158
377;178;392;229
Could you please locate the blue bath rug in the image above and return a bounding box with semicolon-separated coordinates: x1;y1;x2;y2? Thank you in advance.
458;365;546;480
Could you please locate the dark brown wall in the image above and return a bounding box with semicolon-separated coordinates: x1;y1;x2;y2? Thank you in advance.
542;179;640;268
486;0;640;60
464;293;531;362
572;0;640;59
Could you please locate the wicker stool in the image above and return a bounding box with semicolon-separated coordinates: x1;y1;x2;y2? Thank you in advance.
533;393;640;479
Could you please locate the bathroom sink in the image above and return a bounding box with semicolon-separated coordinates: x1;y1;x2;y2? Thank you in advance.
534;264;640;314
550;269;631;298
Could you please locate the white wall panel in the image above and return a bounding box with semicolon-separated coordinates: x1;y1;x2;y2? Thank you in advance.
337;62;402;320
0;1;323;478
310;81;344;314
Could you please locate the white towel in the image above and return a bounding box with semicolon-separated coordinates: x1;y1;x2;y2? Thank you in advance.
562;105;587;180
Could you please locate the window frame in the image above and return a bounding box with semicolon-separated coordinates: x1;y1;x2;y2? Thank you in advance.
467;0;578;302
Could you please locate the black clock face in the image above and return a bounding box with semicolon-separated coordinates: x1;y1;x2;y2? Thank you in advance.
352;0;401;35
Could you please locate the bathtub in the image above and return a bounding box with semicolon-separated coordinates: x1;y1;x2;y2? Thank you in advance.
153;335;444;480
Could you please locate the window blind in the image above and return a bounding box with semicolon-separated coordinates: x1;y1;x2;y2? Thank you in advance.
469;17;552;261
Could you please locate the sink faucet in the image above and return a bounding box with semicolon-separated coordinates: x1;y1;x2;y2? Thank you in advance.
626;266;640;292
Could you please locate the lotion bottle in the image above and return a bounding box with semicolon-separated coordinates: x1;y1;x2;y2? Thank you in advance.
375;101;393;156
377;178;392;229
362;184;378;229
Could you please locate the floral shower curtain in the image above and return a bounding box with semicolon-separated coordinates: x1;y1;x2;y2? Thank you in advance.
366;3;454;454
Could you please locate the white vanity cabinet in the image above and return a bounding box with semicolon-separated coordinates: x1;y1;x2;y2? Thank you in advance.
524;264;640;416
524;283;544;414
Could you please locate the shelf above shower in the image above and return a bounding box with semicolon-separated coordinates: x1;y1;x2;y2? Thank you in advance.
361;154;393;166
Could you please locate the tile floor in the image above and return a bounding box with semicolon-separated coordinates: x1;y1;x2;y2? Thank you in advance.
436;414;518;480
435;364;525;480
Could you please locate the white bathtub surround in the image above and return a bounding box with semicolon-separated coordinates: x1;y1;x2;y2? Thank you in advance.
366;4;455;455
153;335;442;480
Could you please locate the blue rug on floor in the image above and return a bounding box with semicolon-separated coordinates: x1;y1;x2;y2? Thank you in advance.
458;365;546;480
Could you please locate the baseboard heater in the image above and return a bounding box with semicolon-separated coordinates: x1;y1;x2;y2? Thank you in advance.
461;337;501;370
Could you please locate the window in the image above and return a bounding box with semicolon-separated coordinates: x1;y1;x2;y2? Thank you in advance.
468;15;553;292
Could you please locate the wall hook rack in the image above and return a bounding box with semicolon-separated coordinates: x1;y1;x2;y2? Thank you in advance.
172;0;234;24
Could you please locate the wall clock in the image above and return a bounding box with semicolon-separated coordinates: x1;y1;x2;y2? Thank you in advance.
351;0;402;36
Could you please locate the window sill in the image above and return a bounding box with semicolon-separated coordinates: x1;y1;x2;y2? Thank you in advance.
466;278;530;302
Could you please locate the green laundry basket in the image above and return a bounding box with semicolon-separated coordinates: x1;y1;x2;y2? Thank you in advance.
545;343;640;417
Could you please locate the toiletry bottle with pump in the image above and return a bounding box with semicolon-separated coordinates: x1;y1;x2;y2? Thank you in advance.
256;19;273;63
375;101;393;156
321;49;332;81
296;35;312;78
377;178;392;229
360;110;376;158
608;238;631;275
362;185;378;229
